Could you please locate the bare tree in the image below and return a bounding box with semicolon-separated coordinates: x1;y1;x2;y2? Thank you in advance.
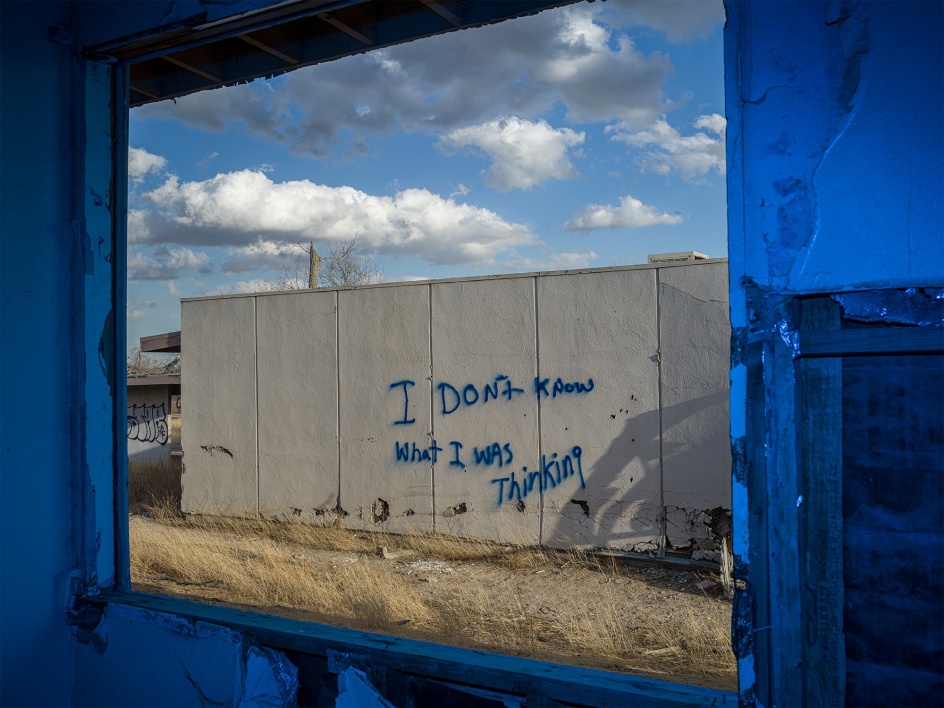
127;347;180;376
262;236;383;291
319;235;383;287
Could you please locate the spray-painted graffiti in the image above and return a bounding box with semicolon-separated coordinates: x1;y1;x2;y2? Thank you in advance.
391;374;595;423
127;403;169;445
393;438;583;506
490;446;584;507
388;376;592;507
395;439;513;469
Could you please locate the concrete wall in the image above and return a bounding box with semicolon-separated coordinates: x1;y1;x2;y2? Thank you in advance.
182;261;731;552
127;385;172;462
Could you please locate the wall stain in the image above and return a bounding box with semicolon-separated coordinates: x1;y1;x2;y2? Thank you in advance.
200;445;233;458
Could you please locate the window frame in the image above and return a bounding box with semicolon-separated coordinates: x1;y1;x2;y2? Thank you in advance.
82;4;738;704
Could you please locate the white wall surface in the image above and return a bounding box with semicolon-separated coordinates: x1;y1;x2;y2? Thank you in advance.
182;261;731;551
127;385;172;462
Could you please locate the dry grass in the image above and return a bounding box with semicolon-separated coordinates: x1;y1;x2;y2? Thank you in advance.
129;505;736;690
170;414;181;445
128;459;181;514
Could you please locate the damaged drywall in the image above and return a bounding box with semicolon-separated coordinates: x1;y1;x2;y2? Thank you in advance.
72;603;297;706
182;262;732;554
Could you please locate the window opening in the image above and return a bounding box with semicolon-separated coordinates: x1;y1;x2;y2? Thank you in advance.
124;0;733;691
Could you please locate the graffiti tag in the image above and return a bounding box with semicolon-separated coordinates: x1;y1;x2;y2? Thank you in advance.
127;403;169;445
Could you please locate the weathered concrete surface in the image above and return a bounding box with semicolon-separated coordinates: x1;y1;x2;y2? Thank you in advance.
339;284;434;533
182;262;730;550
181;296;258;514
431;277;541;544
658;264;732;549
257;292;341;519
538;268;662;551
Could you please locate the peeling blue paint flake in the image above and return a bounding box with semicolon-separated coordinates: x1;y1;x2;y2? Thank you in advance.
239;645;299;706
775;320;800;357
336;667;394;708
832;288;944;326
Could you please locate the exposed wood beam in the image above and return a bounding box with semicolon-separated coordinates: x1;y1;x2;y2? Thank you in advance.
419;0;461;26
160;54;221;83
316;12;374;45
130;84;159;99
237;33;299;65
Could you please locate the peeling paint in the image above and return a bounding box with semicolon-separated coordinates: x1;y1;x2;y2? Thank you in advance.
371;498;389;524
832;287;944;326
336;667;394;708
441;502;467;517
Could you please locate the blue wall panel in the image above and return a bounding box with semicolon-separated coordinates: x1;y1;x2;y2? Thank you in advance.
0;3;78;705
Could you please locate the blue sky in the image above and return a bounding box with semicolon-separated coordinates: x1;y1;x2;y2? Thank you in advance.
126;0;726;351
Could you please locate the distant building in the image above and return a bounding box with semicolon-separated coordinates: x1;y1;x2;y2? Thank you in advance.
127;331;181;462
647;251;709;264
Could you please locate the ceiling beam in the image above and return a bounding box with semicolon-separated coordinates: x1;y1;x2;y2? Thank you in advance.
160;54;222;83
130;84;159;99
316;11;374;45
419;0;461;26
237;33;300;65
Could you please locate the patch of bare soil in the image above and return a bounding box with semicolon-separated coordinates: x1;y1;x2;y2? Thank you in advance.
131;513;736;692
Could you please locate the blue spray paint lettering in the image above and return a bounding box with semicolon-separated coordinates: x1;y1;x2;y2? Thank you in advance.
490;446;584;507
390;380;416;425
534;377;594;399
394;440;442;464
449;441;465;469
437;375;524;415
471;442;514;468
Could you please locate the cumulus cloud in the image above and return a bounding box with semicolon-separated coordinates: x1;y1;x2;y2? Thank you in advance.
439;117;584;191
138;169;538;267
596;0;725;43
128;246;211;281
564;195;682;232
133;5;672;157
501;251;598;272
128;147;167;183
608;113;725;180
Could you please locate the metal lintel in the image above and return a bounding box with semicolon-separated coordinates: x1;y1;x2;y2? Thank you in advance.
316;11;374;45
237;33;300;65
160;54;222;83
419;0;461;26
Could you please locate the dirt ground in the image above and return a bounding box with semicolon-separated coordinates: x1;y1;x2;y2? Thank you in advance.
132;515;736;693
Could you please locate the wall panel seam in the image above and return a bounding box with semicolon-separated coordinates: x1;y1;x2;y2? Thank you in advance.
254;296;260;514
428;283;435;532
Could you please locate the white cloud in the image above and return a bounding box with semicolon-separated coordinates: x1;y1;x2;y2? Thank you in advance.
439;117;585;191
139;170;538;267
501;251;598;272
221;278;306;295
608;113;726;180
596;0;725;43
564;195;683;232
128;246;211;281
133;5;672;156
127;308;145;321
128;147;167;183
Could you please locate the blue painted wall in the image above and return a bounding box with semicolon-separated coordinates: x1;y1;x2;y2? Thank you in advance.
727;0;943;704
1;3;79;705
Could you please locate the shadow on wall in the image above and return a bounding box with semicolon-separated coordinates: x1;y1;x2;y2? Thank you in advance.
545;388;730;553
